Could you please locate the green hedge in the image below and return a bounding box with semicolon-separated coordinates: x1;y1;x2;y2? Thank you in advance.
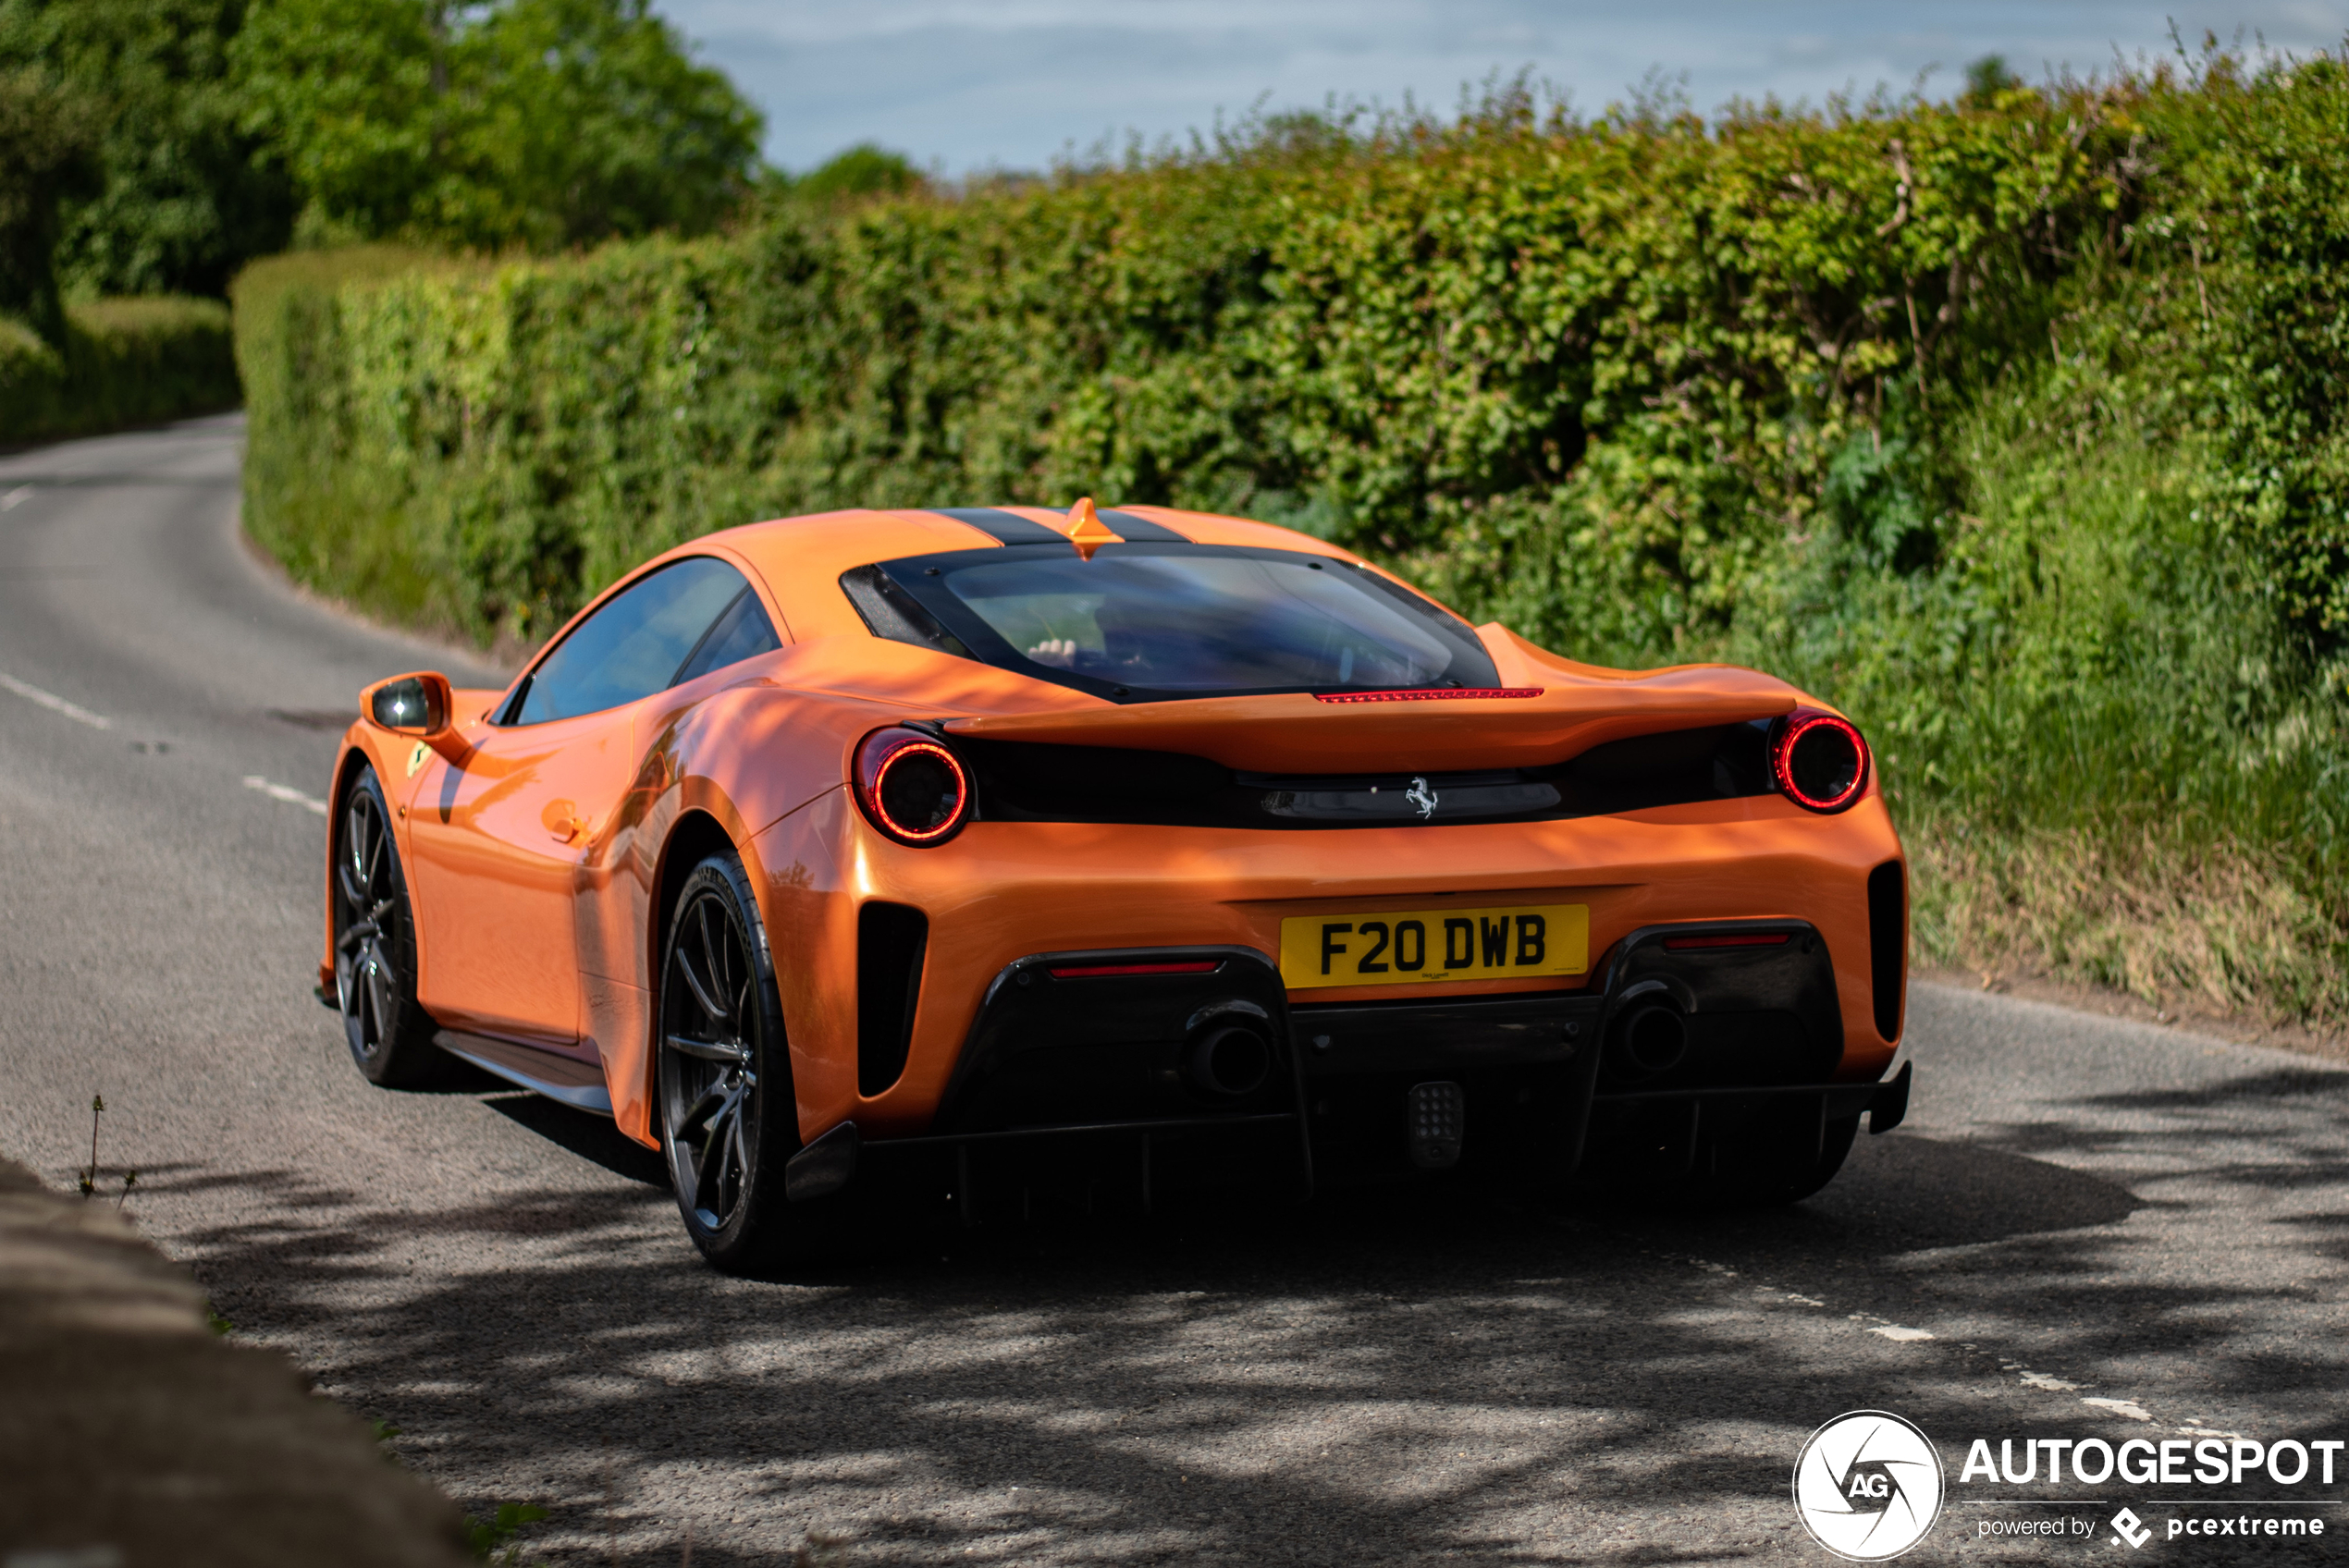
0;296;240;443
234;67;2349;1023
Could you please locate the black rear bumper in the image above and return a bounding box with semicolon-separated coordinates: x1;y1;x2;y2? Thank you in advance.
808;921;1910;1207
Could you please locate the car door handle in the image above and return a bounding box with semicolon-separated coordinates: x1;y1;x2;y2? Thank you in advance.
540;799;585;843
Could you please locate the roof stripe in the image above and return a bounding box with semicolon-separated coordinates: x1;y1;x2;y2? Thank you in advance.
1094;508;1191;543
929;508;1071;546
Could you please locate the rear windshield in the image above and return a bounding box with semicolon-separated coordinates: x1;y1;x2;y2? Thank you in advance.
841;543;1500;702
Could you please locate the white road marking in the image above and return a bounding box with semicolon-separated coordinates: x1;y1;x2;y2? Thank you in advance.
242;775;329;816
2084;1397;2155;1422
1709;1256;2192;1428
0;670;112;729
1;485;33;510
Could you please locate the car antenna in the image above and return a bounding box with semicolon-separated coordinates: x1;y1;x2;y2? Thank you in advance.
1061;496;1122;560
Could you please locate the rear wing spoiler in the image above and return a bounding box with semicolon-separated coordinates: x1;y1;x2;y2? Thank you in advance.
942;676;1798;773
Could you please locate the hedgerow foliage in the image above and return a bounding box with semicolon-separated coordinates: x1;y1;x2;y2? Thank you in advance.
234;84;2129;642
235;57;2349;1019
0;293;237;439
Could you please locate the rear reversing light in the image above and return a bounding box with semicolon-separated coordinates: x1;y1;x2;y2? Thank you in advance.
853;728;970;846
1046;961;1221;979
1771;708;1869;813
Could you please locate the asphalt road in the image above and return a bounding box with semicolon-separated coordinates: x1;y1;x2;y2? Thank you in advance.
3;416;2345;1567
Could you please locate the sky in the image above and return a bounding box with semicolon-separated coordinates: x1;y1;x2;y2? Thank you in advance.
652;1;2349;175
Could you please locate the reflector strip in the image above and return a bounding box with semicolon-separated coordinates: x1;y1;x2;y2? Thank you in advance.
1313;687;1544;704
1046;961;1221;979
1663;932;1792;950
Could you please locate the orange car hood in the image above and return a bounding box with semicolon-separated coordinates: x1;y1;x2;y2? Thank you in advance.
942;655;1798;772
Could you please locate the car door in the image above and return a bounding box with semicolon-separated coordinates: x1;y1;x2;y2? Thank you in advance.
408;557;764;1047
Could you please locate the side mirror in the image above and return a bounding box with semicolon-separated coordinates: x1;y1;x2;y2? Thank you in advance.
363;672;453;738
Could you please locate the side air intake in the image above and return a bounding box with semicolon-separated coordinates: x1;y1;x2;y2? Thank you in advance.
1867;860;1906;1042
857;902;929;1095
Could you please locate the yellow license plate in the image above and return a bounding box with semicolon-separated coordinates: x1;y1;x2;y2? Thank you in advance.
1278;903;1590;990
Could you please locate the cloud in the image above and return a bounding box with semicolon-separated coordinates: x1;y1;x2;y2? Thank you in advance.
652;0;2349;172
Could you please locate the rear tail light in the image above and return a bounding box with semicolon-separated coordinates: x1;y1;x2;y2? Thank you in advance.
1046;961;1220;979
853;728;970;845
1771;708;1869;813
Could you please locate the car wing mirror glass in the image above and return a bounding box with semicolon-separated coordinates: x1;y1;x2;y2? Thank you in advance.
363;672;454;738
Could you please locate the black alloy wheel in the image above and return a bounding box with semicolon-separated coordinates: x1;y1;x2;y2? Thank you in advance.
658;852;802;1270
332;766;446;1086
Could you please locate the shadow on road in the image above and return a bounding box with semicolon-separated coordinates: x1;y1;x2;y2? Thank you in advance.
136;1063;2349;1568
485;1093;668;1187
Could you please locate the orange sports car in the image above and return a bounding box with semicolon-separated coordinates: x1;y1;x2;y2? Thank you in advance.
324;500;1911;1268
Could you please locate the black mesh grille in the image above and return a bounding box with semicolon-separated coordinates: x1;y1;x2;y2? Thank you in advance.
1867;860;1907;1042
857;902;929;1096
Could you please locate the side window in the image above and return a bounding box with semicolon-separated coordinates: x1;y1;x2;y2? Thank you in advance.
672;585;781;685
513;557;759;725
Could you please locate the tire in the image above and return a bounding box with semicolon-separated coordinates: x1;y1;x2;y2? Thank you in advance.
332;766;449;1087
656;851;817;1272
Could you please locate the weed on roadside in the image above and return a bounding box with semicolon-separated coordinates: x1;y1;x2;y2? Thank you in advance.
369;1422;547;1562
76;1095;102;1197
74;1094;139;1205
464;1501;547;1563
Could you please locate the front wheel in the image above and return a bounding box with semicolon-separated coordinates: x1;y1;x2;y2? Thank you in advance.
332;766;449;1087
657;851;816;1271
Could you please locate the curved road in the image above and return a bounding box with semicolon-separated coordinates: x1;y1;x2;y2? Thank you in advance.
1;417;2344;1565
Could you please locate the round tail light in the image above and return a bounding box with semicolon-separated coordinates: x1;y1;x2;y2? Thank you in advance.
854;728;970;845
1772;708;1869;813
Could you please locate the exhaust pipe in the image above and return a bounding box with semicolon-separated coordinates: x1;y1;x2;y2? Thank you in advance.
1608;1001;1689;1076
1186;1023;1272;1097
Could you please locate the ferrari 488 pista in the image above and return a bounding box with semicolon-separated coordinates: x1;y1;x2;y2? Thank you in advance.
326;499;1910;1268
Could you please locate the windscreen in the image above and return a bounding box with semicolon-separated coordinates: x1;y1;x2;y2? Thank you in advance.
845;545;1500;701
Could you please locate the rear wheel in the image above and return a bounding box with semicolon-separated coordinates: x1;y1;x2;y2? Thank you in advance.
657;851;812;1271
332;766;448;1087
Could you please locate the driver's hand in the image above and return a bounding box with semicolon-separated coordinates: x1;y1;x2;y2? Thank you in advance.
1027;637;1077;668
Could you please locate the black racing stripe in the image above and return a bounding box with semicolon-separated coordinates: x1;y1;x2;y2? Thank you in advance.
1094;508;1191;542
929;508;1072;546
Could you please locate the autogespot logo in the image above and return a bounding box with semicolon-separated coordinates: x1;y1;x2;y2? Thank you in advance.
1793;1410;1948;1561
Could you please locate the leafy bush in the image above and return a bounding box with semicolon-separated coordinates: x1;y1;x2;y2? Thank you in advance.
782;142;927;205
234;63;2349;1023
0;0;293;300
1;293;238;440
0;62;101;339
1;0;758;306
229;0;762;252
